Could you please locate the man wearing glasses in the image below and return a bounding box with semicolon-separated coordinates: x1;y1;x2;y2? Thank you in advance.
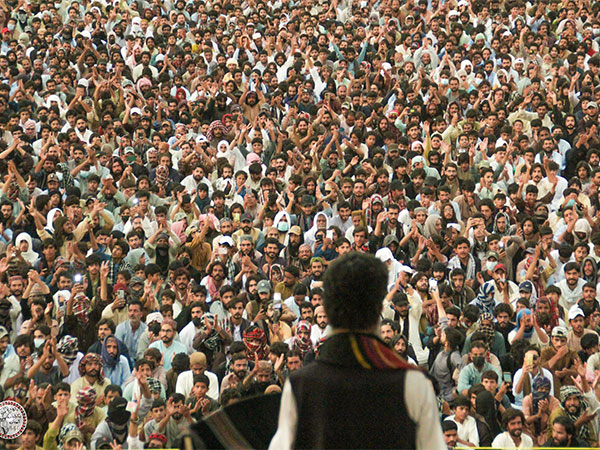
149;319;187;370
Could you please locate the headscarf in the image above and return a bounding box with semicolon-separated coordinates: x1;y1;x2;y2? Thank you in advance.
57;335;79;365
292;320;313;359
365;194;384;228
581;256;598;285
72;293;91;325
206;119;231;142
216;139;233;164
423;214;442;239
45;207;62;234
574;218;592;244
148;433;168;446
560;385;590;442
243;325;267;361
58;423;82;450
78;353;104;383
477;312;496;347
199;313;221;352
101;335;122;369
75;387;97;424
273;211;292;241
532;376;551;414
124;248;147;267
515;309;534;339
470;281;496;315
492;211;511;236
535;296;559;329
155;164;169;187
15;233;39;265
305;211;329;250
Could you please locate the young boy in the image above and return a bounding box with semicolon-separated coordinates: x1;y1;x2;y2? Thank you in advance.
187;374;219;420
481;370;511;412
447;395;479;447
143;398;166;440
52;382;76;416
17;419;43;450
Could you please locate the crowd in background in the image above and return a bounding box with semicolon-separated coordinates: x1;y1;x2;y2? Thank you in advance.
1;0;600;447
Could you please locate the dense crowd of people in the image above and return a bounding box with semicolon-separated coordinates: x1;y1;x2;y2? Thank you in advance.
0;0;600;447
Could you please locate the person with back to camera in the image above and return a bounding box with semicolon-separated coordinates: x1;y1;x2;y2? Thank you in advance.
269;251;445;449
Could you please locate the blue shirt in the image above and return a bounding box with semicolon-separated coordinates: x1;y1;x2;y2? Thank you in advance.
115;320;147;361
149;340;188;370
104;356;131;385
457;362;502;394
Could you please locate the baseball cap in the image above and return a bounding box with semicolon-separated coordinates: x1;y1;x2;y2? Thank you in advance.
301;195;315;206
493;263;506;273
0;326;8;339
64;429;84;444
219;236;234;247
568;305;585;321
519;283;533;293
47;173;59;182
588;101;598;109
289;225;302;236
240;212;253;223
551;326;568;338
257;280;271;294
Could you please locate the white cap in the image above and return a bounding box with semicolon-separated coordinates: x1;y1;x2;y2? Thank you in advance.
130;107;142;115
146;312;163;324
219;236;235;247
568;305;585;321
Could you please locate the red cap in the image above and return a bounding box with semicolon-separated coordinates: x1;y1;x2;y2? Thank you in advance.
494;263;506;273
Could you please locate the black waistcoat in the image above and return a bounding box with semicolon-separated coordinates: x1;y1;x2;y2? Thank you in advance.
288;332;418;449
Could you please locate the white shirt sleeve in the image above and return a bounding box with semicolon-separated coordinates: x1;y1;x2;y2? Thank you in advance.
268;380;297;450
404;370;447;450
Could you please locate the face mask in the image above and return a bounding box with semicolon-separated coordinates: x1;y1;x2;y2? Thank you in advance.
594;28;600;36
14;387;27;398
441;78;449;85
535;213;548;223
472;356;485;368
486;261;497;271
7;23;15;31
474;78;483;85
244;69;251;76
34;338;45;348
180;257;190;266
277;221;290;232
